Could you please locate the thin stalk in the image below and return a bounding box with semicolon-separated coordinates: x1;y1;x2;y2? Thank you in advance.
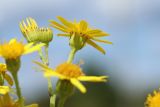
12;72;24;107
38;43;55;107
57;97;67;107
67;48;77;63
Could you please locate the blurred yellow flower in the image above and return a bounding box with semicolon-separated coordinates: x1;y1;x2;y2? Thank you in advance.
50;16;112;54
0;92;38;107
35;61;107;93
0;39;45;60
146;89;160;107
20;17;53;43
0;86;10;95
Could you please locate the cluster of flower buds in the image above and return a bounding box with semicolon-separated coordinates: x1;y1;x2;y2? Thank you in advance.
20;17;53;43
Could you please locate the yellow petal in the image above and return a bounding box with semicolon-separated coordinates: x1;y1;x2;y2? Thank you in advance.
34;61;66;79
78;76;108;82
19;22;24;32
92;32;110;37
4;73;14;86
79;20;88;32
9;39;17;44
44;71;65;79
0;86;10;95
33;61;49;70
57;34;70;37
86;29;102;34
24;42;34;50
23;43;45;55
50;23;69;33
57;16;74;28
29;17;38;28
22;20;27;28
92;38;113;44
50;20;69;31
26;18;31;27
87;30;109;37
87;40;106;54
70;78;86;93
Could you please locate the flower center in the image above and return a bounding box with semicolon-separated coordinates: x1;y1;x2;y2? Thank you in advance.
0;63;6;74
0;39;25;59
56;63;84;78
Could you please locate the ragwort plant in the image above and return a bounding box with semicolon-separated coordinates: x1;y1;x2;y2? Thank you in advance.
0;16;112;107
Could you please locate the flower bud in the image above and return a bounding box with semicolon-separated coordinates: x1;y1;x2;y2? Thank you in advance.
37;28;53;43
5;58;21;73
19;17;38;42
69;33;87;51
20;17;53;43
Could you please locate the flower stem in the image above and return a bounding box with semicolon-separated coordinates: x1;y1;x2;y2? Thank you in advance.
12;72;24;107
45;44;49;66
67;48;77;63
57;97;67;107
38;43;55;107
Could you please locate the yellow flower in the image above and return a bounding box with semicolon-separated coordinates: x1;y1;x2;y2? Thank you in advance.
0;92;38;107
35;61;107;93
50;16;112;54
0;86;10;95
0;38;45;60
0;63;13;86
145;89;160;107
20;17;53;43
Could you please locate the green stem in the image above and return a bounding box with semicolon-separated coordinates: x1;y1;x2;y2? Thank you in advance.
45;44;49;66
58;97;67;107
50;94;56;107
38;43;55;107
12;72;24;106
38;49;46;63
0;74;4;85
67;48;77;63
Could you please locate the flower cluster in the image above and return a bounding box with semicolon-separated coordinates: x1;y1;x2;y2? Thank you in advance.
0;16;111;107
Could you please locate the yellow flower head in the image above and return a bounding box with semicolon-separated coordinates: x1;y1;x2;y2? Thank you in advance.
145;89;160;107
0;39;45;60
0;90;38;107
50;16;112;54
20;17;53;43
35;61;107;93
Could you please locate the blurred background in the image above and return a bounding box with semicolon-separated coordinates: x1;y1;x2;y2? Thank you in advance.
0;0;160;107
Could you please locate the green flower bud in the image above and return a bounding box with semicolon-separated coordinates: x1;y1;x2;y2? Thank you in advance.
69;33;87;51
37;28;53;43
20;17;53;43
5;58;21;73
26;27;53;43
